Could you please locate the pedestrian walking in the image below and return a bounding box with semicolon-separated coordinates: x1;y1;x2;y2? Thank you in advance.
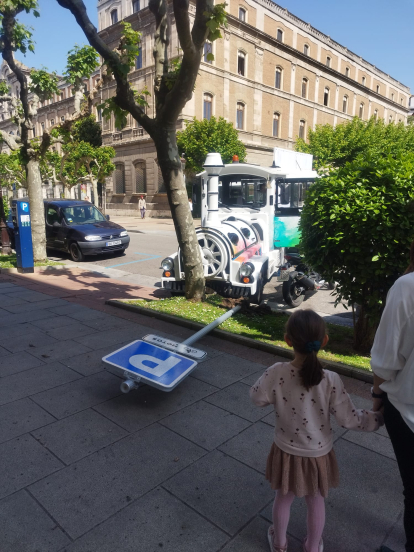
371;240;414;552
138;195;146;219
188;197;193;216
250;309;384;552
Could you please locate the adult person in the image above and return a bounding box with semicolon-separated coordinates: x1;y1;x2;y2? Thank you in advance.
188;197;193;216
138;195;146;219
371;241;414;552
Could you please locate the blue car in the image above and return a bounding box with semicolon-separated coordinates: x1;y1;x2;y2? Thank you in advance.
8;198;130;262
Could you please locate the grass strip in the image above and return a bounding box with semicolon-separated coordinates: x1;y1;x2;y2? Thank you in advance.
122;295;371;372
0;253;63;269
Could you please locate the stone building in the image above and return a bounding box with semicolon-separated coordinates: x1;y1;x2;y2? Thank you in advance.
0;0;411;215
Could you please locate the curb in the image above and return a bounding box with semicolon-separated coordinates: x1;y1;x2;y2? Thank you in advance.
106;299;373;384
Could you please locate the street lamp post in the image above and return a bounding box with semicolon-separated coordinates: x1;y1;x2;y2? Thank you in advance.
0;186;12;255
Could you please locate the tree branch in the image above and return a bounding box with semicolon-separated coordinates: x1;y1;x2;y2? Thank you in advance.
0;130;20;151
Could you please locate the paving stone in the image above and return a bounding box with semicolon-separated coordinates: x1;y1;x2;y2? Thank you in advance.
261;439;404;552
241;368;268;387
0;434;63;499
27;339;92;362
205;382;274;422
30;315;79;330
48;303;93;317
29;424;206;539
4;290;55;302
0;351;47;378
1;329;58;354
80;314;135;331
219;421;274;474
160;400;252;451
0;398;55;444
0;345;10;358
32;408;128;464
73;325;149;350
0;362;82;406
2;298;69;314
164;450;273;536
0;321;43;340
0;294;27;307
62;487;227;552
0;283;18;291
45;322;99;341
221;515;303;552
191;353;266;388
94;375;218;432
31;371;122;419
0;309;54;326
383;514;406;552
67;308;118;322
0;490;70;552
59;342;131;376
343;430;396;460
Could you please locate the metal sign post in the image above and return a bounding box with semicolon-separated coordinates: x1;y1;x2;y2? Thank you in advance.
102;304;242;393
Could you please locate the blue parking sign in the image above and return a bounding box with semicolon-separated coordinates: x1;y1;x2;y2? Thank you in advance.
102;340;198;391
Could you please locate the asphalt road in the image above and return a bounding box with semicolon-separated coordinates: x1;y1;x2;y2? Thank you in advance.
47;219;352;326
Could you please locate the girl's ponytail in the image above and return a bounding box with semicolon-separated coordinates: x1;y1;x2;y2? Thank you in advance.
285;310;326;391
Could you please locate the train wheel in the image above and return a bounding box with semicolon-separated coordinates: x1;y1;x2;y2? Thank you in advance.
282;274;305;307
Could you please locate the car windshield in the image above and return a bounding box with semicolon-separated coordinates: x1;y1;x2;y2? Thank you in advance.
62;205;106;225
219;174;267;208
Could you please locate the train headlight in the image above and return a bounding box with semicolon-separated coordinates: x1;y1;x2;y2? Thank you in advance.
240;262;254;278
161;257;174;271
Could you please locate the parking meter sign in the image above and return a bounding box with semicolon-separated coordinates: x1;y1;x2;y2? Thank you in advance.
102;340;198;391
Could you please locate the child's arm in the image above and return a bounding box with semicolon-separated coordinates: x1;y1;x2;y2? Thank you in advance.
250;369;274;407
330;374;384;431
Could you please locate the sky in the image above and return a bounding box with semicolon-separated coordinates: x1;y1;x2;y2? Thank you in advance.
15;0;414;92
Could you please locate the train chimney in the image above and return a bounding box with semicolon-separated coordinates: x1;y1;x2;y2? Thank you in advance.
203;153;224;227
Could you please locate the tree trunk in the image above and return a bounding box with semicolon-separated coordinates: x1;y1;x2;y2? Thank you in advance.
26;159;46;262
91;178;99;208
156;130;205;301
353;304;377;353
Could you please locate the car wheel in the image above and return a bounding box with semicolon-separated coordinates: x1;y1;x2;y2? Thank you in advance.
69;242;85;262
282;274;305;307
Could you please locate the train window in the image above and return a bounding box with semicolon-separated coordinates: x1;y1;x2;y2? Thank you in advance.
219;174;267;208
275;178;315;214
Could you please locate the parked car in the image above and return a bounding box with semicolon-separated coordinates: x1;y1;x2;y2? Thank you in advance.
9;198;130;262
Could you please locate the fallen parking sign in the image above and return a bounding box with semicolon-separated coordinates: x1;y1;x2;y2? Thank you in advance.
102;340;198;391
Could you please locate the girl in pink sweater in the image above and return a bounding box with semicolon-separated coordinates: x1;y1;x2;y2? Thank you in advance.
250;309;383;552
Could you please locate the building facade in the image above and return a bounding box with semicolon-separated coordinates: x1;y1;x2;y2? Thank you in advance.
0;0;411;214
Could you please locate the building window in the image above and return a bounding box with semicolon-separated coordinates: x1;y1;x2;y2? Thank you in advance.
401;98;404;105
277;28;283;42
33;127;36;137
273;113;280;137
323;87;330;107
275;67;282;90
203;93;213;121
374;109;378;121
114;164;125;194
132;0;140;13
110;9;118;25
61;116;65;122
345;67;350;78
236;102;245;129
15;86;19;96
326;56;331;68
136;48;143;69
97;109;102;122
299;119;306;140
239;7;246;21
362;76;366;86
391;93;394;101
203;42;212;64
237;51;246;76
301;78;308;99
359;103;364;119
135;161;146;194
303;44;309;56
389;115;393;123
41;122;45;131
342;95;348;113
376;85;380;94
51;118;55;125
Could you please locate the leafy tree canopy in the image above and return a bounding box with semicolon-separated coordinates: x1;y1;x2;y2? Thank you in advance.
296;117;414;171
177;116;246;174
71;115;102;147
64;44;99;86
299;153;414;351
29;68;59;100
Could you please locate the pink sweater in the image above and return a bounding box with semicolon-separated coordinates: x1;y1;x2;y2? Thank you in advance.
250;362;383;457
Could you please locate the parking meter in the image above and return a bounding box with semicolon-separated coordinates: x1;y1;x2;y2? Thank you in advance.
12;199;34;273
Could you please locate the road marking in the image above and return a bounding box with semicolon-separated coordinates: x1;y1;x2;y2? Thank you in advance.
105;254;161;268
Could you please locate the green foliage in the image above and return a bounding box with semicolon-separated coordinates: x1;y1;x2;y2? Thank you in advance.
299;153;414;329
2;194;9;217
0;79;9;95
72;115;102;147
115;22;142;77
177;116;246;173
296;117;414;171
29;68;59;100
97;88;149;130
0;151;24;186
0;1;39;54
64;45;99;86
164;56;182;91
204;3;227;42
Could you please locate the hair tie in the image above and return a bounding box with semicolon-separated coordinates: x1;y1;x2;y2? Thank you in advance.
305;340;321;353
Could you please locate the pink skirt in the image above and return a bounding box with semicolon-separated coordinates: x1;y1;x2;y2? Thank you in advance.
266;443;340;498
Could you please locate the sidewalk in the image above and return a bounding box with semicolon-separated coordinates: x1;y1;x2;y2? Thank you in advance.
109;215;201;233
0;268;405;552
